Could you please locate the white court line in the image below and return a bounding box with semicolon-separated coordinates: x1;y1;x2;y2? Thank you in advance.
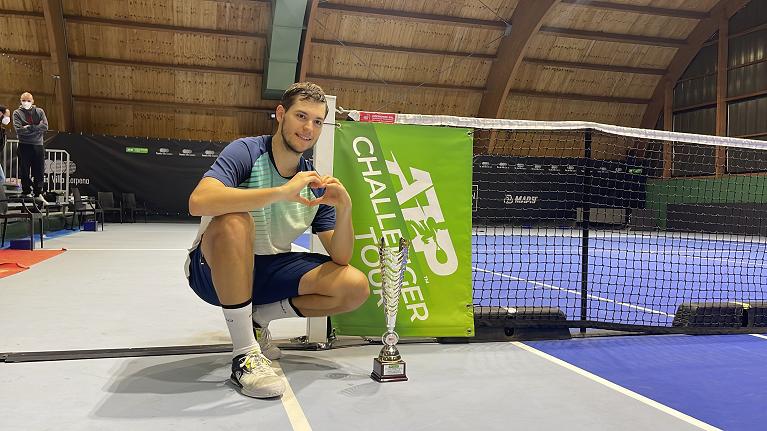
474;244;767;267
750;334;767;340
474;267;674;317
475;247;764;268
669;255;767;268
273;362;312;431
475;248;753;255
512;342;721;431
64;243;310;253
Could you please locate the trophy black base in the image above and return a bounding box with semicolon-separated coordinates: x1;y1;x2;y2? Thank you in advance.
371;358;408;382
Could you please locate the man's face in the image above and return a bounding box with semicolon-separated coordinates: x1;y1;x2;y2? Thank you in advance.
276;99;326;155
20;94;34;107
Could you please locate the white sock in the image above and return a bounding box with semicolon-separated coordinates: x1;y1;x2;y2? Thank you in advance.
253;298;301;327
223;301;260;358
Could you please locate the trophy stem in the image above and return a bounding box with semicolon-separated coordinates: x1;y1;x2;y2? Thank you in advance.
372;237;409;383
386;315;396;333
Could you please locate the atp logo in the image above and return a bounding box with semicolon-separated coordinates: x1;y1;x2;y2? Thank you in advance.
386;154;458;276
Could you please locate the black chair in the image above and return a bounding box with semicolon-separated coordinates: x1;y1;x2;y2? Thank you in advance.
0;187;45;250
97;192;123;223
42;192;69;218
65;187;104;231
122;193;149;223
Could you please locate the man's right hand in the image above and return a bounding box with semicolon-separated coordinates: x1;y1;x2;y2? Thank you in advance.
280;171;325;205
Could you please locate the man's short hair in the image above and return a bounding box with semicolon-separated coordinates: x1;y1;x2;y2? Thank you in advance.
280;82;327;115
0;105;6;114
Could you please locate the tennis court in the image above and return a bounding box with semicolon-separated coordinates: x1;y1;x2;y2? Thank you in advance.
1;224;766;430
5;118;767;430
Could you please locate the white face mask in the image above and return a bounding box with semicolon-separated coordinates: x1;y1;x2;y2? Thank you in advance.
21;101;33;110
1;116;10;126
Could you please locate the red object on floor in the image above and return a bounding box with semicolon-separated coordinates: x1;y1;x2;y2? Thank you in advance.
0;249;66;279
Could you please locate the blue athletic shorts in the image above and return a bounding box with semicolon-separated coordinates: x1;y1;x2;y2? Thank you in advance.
187;244;332;306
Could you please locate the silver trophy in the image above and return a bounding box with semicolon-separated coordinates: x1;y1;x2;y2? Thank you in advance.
371;237;409;382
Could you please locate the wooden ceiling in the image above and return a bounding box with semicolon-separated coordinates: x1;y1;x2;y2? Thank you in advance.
0;0;754;142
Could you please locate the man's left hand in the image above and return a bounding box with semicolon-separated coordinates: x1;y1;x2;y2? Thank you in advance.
315;176;351;209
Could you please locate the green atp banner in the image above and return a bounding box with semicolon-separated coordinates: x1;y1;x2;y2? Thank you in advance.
330;121;474;337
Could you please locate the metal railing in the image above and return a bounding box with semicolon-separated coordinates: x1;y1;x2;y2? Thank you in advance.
2;139;70;203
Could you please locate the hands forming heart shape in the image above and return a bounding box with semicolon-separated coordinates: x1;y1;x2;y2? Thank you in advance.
283;171;351;208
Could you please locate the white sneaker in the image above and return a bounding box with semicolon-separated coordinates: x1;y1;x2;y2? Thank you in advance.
254;325;283;360
230;349;285;398
34;195;49;206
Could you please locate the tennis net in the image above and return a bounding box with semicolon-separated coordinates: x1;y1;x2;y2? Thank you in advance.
349;112;767;334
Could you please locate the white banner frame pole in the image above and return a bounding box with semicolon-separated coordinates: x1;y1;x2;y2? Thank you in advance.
306;94;336;344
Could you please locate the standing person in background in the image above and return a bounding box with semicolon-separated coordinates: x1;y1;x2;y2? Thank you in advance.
12;92;49;205
0;105;10;185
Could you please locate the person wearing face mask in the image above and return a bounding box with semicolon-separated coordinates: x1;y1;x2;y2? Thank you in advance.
0;105;10;185
12;92;49;204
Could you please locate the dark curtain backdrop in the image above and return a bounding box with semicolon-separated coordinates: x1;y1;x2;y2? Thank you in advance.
48;133;230;216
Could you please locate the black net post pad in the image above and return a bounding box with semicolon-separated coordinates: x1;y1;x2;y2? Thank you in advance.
672;302;747;328
745;302;767;327
476;306;567;322
439;306;571;343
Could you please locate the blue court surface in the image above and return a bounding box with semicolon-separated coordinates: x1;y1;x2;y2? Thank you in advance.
472;229;767;326
0;228;77;249
527;334;767;431
293;232;311;250
472;228;767;430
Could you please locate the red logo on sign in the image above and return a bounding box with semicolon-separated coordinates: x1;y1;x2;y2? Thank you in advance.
358;112;396;123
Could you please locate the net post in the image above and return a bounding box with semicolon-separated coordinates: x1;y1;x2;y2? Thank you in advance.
580;129;593;334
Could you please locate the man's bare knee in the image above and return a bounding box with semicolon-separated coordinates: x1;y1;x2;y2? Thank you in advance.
201;213;253;255
343;268;370;311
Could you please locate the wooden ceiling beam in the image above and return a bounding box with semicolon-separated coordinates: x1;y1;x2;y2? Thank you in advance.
69;56;262;75
511;89;650;105
73;96;275;114
42;0;75;132
726;88;767;102
317;3;506;30
539;26;687;47
307;74;485;92
308;41;667;76
715;14;728;176
205;0;270;4
1;91;54;99
640;0;752;128
309;74;649;104
0;49;50;60
729;21;767;39
523;57;666;75
559;0;709;20
64;15;267;40
478;0;559;118
312;38;496;59
0;9;44;19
